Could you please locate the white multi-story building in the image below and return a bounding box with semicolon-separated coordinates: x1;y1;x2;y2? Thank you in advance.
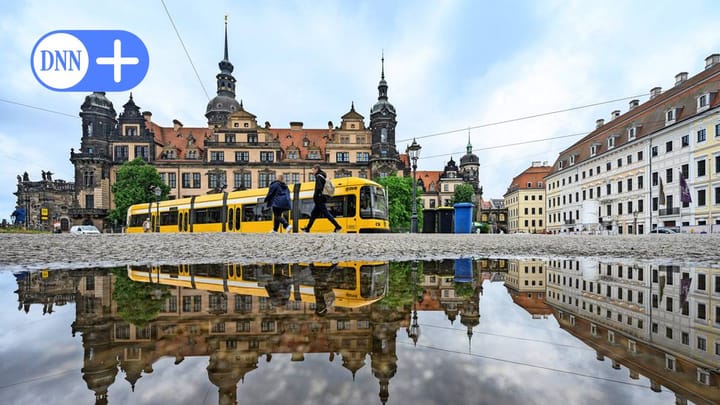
547;54;720;234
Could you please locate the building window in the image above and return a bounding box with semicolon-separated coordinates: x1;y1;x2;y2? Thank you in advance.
698;159;707;177
666;141;673;153
248;133;257;143
225;134;235;144
356;152;369;162
235;151;249;162
234;172;251;190
260;151;274;162
666;109;676;124
210;151;224;162
590;144;598;156
134;145;149;161
698;303;707;320
698;189;707;207
607;136;616;149
336;152;350;163
167;173;176;189
682;134;690;147
259;172;275;188
698;94;709;111
114;145;129;162
308;150;320;160
287;150;299;160
698;336;707;351
698;128;707;143
628;127;636;140
651;146;658;157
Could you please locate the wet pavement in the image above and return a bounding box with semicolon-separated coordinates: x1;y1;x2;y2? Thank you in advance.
0;233;719;270
0;234;719;404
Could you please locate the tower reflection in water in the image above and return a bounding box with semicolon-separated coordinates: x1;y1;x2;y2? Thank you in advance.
10;258;720;404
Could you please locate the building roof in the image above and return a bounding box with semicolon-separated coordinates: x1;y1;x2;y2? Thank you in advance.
505;163;553;195
416;170;442;191
550;54;720;175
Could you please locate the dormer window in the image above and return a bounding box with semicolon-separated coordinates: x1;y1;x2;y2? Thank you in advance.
569;154;577;166
607;135;617;149
666;108;677;125
697;93;710;112
303;137;309;147
590;143;600;157
558;160;565;169
627;127;637;141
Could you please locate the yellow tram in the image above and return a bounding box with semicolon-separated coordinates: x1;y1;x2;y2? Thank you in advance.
126;177;389;233
127;261;389;309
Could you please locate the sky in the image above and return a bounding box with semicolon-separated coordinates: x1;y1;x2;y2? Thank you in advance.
1;0;720;223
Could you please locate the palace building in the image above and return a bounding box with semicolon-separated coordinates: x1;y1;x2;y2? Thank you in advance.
14;21;485;232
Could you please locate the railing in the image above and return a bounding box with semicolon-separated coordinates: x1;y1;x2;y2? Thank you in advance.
659;208;680;216
68;208;108;217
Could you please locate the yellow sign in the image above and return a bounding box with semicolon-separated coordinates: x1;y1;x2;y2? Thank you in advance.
40;208;49;219
41;271;48;278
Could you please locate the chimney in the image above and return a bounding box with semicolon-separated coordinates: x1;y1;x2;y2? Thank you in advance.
172;119;183;132
628;100;639;110
595;118;605;128
532;161;541;167
142;111;152;122
674;72;688;86
611;110;620;120
649;87;662;100
705;53;720;69
289;121;304;130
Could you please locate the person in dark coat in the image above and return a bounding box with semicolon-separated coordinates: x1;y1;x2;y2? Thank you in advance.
264;174;292;233
302;165;342;233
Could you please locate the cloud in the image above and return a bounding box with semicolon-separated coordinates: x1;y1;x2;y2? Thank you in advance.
1;0;720;222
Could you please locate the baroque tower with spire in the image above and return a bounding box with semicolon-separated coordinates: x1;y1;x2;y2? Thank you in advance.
205;16;241;129
368;54;401;178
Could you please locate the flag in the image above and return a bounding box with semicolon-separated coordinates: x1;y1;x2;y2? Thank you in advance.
680;276;692;306
659;275;666;300
680;171;692;204
659;178;666;205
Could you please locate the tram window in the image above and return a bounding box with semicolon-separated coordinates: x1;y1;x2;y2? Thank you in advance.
195;207;223;224
227;208;234;230
234;207;241;229
243;204;271;222
129;214;146;227
360;186;387;219
160;211;178;226
327;197;345;218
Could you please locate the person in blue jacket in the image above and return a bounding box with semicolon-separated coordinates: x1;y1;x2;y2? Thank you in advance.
265;174;292;233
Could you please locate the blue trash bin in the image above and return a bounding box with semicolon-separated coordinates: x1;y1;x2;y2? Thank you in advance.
453;203;474;234
454;258;473;283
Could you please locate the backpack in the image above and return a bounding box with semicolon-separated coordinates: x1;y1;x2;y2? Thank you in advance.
321;176;335;196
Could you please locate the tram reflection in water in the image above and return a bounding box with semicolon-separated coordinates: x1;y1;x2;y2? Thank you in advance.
127;261;389;311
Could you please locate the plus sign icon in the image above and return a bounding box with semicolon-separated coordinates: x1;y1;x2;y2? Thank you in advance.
31;30;149;92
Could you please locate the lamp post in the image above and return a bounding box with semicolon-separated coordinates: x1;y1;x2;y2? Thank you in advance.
633;210;638;235
152;185;161;232
407;260;420;345
406;138;421;233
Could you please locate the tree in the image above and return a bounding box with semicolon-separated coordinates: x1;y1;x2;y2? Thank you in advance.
108;158;170;224
451;183;475;205
111;267;169;327
374;175;423;232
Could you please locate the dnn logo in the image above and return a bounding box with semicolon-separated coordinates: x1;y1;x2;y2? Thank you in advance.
31;30;149;92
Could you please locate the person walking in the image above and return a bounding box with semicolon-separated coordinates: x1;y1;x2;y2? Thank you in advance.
302;165;342;233
264;174;293;233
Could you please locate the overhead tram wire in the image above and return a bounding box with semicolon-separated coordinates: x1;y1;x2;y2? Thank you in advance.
0;98;78;119
160;0;210;101
396;93;649;144
419;131;589;161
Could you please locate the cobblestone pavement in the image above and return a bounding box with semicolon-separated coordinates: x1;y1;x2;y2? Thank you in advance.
1;232;719;270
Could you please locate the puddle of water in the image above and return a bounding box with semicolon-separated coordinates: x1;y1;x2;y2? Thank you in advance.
0;258;717;404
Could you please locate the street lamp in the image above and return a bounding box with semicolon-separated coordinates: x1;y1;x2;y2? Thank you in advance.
152;185;161;232
406;138;421;233
633;210;638;235
407;260;420;345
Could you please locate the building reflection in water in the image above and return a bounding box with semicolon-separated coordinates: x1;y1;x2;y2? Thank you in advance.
12;260;481;405
11;258;720;404
543;258;720;405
